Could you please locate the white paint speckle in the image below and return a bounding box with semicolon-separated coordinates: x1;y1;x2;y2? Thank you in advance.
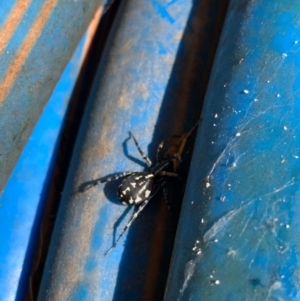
215;280;220;285
201;218;205;224
130;182;136;188
243;89;249;94
206;182;211;188
236;132;241;137
145;190;151;198
295;40;299;44
214;114;218;118
276;93;281;97
285;224;290;229
219;196;225;202
282;53;288;58
293;155;299;159
283;126;288;131
254;98;258;102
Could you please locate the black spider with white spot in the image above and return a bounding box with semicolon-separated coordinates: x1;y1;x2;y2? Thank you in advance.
118;172;154;205
79;120;200;255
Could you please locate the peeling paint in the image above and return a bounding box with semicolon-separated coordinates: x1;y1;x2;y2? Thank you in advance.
178;260;197;300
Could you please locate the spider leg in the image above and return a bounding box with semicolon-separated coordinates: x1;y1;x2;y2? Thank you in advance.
159;173;185;197
152;158;173;175
129;132;152;167
78;171;134;193
156;138;167;162
159;171;178;177
104;200;150;255
161;181;172;218
104;181;164;255
155;178;175;230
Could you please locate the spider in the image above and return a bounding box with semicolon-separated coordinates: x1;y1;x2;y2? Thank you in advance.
79;119;200;255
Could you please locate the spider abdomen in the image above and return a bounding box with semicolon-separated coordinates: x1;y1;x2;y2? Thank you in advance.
118;172;154;205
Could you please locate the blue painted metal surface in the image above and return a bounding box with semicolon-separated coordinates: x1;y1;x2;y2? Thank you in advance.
38;0;228;300
0;29;88;301
0;0;104;192
165;0;300;300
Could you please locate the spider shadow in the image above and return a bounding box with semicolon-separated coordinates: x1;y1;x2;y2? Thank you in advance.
76;173;127;205
110;206;133;248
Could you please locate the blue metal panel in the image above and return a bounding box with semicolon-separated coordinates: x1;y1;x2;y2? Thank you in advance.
38;0;228;300
0;0;103;191
165;0;300;300
0;29;87;301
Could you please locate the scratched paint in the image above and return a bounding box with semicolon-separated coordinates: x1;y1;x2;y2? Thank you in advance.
165;0;300;300
0;0;104;192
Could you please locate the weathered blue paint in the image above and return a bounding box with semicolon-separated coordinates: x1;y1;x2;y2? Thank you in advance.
38;0;229;300
165;1;300;300
0;29;87;301
0;0;103;192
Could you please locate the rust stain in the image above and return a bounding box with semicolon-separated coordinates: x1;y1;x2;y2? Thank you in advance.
117;91;131;109
0;0;59;105
0;0;32;54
